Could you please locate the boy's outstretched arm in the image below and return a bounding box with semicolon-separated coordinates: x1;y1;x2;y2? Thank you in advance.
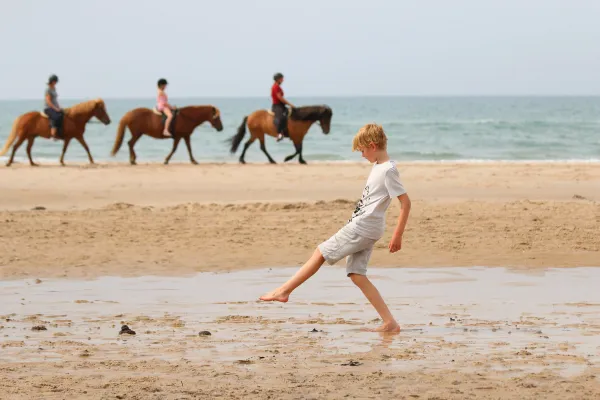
389;193;411;253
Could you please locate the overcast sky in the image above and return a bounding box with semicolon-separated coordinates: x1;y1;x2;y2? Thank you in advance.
2;0;600;99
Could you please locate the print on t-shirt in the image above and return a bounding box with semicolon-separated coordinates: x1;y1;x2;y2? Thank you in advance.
349;185;370;223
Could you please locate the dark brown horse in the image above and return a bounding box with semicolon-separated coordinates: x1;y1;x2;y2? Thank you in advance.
111;106;223;165
229;105;332;164
0;98;111;167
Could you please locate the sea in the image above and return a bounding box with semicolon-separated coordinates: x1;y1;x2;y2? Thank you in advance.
0;96;599;164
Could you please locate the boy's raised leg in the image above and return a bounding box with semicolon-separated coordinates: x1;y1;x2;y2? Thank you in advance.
259;248;326;302
349;274;400;332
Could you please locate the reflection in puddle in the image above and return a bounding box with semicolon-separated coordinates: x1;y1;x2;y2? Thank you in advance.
1;267;599;377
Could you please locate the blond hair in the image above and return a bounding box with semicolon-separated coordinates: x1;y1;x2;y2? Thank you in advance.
64;98;104;116
352;123;387;151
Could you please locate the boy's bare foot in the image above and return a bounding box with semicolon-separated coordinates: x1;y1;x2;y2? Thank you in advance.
367;322;401;333
163;131;172;138
259;288;289;303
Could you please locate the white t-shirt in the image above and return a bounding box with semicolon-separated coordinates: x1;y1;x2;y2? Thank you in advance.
346;160;406;240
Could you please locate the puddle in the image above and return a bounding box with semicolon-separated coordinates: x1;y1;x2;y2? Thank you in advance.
1;267;599;376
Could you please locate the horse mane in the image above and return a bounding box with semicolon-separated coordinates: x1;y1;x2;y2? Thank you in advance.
64;98;104;116
181;105;220;118
289;105;332;121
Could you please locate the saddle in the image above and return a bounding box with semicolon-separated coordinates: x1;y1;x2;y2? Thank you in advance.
266;108;294;117
153;107;178;133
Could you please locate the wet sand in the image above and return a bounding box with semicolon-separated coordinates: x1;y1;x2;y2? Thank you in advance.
1;267;599;399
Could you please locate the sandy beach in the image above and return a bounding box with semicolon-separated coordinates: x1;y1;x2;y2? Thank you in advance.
1;162;599;279
1;162;599;399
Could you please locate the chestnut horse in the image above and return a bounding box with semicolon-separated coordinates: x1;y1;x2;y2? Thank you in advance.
229;105;332;164
111;106;223;165
0;98;111;167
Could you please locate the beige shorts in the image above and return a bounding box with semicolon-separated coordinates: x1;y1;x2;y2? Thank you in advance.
318;225;377;276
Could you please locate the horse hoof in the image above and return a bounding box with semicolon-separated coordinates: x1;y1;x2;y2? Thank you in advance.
299;160;307;165
31;163;39;167
191;160;198;165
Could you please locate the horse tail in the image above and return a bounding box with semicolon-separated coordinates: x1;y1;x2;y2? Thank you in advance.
228;116;248;154
0;115;22;156
111;116;129;156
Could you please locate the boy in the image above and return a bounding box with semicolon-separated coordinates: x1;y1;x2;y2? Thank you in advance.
260;123;411;333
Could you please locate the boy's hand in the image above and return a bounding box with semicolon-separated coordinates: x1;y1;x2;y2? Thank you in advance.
388;232;403;253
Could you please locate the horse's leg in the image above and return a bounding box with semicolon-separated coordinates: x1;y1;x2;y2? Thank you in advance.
239;138;256;164
26;136;38;167
75;136;95;164
297;142;307;165
59;137;72;166
164;136;181;165
128;132;142;165
285;141;305;164
6;135;27;167
183;135;198;165
259;138;276;164
284;144;299;163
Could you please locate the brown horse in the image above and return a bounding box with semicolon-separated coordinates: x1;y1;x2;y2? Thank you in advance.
111;106;223;165
0;98;111;167
229;105;332;164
